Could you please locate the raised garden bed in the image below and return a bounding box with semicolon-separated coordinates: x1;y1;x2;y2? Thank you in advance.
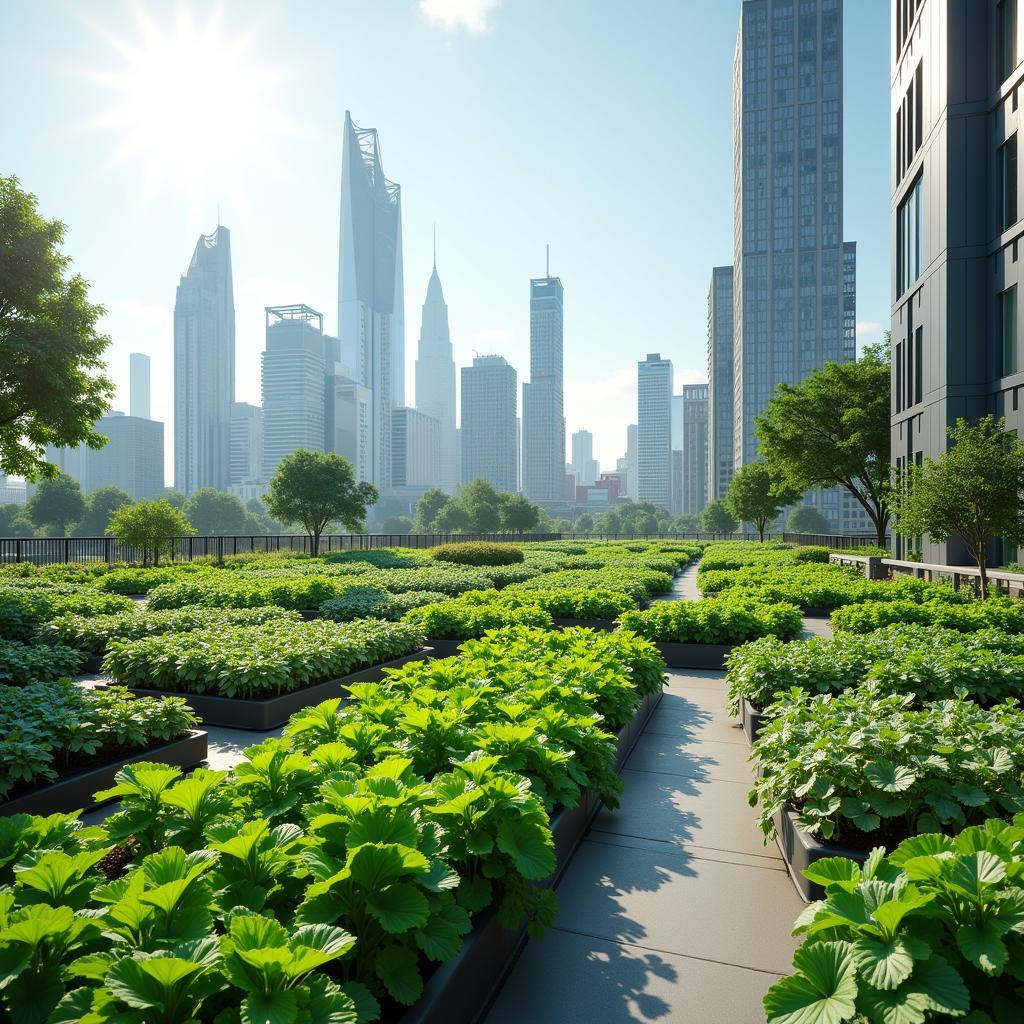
652;641;735;670
740;697;767;745
772;805;867;902
81;653;105;674
423;637;465;659
550;617;617;631
0;729;208;818
100;650;431;730
398;682;662;1024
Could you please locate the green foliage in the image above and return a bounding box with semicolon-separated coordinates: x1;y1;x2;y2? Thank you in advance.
499;493;541;534
897;415;1024;598
27;473;85;535
318;584;392;622
831;597;1024;636
509;565;673;602
107;499;194;566
146;573;361;611
265;448;378;556
0;502;35;537
104;618;424;698
430;541;525;566
619;595;803;645
699;499;738;535
0;176;115;480
91;565;210;595
381;514;413;534
403;598;552;640
363;565;497;596
0;638;82;684
0;585;135;641
786;505;833;534
72;485;132;537
182;487;249;535
726;461;799;541
323;547;429;569
412;487;450;533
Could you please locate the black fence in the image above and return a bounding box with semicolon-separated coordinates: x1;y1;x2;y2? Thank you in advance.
781;532;888;549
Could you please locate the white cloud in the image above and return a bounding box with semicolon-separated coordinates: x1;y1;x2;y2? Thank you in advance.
856;321;885;339
419;0;500;34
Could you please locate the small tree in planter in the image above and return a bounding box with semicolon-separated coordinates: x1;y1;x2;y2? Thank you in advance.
725;461;797;541
265;449;377;557
107;500;193;566
896;415;1024;599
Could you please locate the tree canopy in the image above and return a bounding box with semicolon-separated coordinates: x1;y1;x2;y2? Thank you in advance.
755;343;892;545
381;515;413;535
0;177;114;479
499;493;540;534
264;449;377;556
107;500;193;566
73;486;132;537
183;488;249;536
895;415;1024;599
0;503;34;538
413;489;450;533
726;461;798;541
27;473;85;535
699;499;738;536
786;504;833;535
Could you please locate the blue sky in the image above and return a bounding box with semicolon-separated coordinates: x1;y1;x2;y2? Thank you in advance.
1;0;890;481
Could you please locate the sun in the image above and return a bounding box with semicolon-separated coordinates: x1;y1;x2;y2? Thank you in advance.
78;2;291;207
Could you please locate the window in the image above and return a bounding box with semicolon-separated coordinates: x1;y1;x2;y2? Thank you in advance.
895;341;904;413
914;326;923;404
1002;285;1019;376
1001;0;1018;82
897;176;924;295
1001;134;1018;231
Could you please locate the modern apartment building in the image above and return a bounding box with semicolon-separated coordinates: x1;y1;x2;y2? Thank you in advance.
890;0;1024;562
229;402;263;488
173;225;235;494
392;407;441;487
707;266;735;503
681;384;710;516
522;269;566;502
461;355;518;493
338;111;404;489
129;353;150;420
637;353;673;511
625;423;638;502
570;429;599;486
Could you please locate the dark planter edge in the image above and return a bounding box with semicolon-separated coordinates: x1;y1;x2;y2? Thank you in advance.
740;698;767;745
801;607;834;617
773;805;868;902
0;730;209;818
653;641;735;670
422;638;466;659
98;649;431;730
551;617;618;632
398;683;664;1024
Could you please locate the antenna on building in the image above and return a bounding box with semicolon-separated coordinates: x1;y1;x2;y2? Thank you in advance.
546;243;550;278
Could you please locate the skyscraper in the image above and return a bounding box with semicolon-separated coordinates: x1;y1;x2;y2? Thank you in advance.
625;424;638;501
681;383;709;516
461;355;517;493
230;403;263;488
392;407;441;487
338;111;404;489
173;226;235;494
570;429;599;487
707;266;735;502
414;250;458;493
130;353;151;420
522;260;565;502
732;0;855;527
637;353;673;511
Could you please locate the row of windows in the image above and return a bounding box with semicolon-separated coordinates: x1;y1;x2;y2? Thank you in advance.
1002;0;1019;84
897;175;924;296
895;62;923;185
895;0;922;61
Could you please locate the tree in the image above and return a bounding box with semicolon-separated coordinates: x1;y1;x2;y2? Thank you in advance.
0;504;34;537
671;514;699;534
27;473;85;535
73;486;132;537
459;479;503;532
0;177;115;480
413;488;450;533
574;513;594;535
107;500;193;566
431;501;471;533
699;499;738;536
633;511;658;535
552;518;573;533
786;505;832;534
382;515;413;535
183;488;248;536
756;343;893;546
163;489;187;509
500;493;540;534
243;512;268;535
594;509;622;536
264;449;377;557
896;416;1024;599
726;461;798;542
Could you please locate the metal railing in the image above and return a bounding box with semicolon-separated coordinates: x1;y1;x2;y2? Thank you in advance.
829;552;1024;598
782;532;887;549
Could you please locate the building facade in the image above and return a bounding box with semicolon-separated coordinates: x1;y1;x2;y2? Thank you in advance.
681;383;710;516
173;225;234;494
707;266;735;502
326;374;374;484
338;111;404;489
461;355;517;493
130;353;150;420
522;273;566;501
88;413;164;500
413;257;458;493
570;429;600;486
637;353;674;510
890;0;1024;561
229;402;263;488
392;407;441;487
625;424;638;502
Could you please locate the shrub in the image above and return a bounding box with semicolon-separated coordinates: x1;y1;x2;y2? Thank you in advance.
431;541;525;566
831;596;1024;635
380;589;446;618
104;618;424;698
146;573;358;611
791;545;832;563
91;565;210;595
403;599;552;640
509;566;673;602
516;587;636;620
0;586;136;641
619;596;803;645
318;584;392;622
322;547;428;568
751;685;1024;847
363;565;496;596
0;639;82;684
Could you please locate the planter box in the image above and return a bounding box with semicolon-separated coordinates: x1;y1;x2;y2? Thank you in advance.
81;653;105;675
802;607;834;618
740;698;767;745
652;641;735;670
422;637;466;659
773;805;868;902
99;650;431;731
551;617;617;631
399;683;663;1024
299;609;321;621
0;730;208;818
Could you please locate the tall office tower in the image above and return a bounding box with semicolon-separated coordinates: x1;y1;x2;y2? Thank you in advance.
392;407;441;487
625;424;639;501
230;403;263;487
461;355;517;493
889;0;1023;562
173;226;235;494
732;0;855;526
261;305;332;480
681;384;710;516
338;111;404;489
637;354;673;511
707;266;735;502
88;412;164;500
843;241;857;361
130;353;151;420
414;254;458;493
671;395;685;516
522;263;565;501
570;429;600;486
326;375;374;485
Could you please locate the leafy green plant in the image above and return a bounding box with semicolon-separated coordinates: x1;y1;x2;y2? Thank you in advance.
508;566;673;602
145;573;363;612
323;547;429;568
0;638;82;684
618;595;803;644
402;600;552;640
91;566;211;595
430;541;525;566
319;584;393;622
831;597;1024;636
0;585;136;641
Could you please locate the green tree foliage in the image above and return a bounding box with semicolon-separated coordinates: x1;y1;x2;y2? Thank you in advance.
500;493;540;534
73;485;132;537
756;342;893;545
573;513;594;534
26;472;85;535
896;415;1024;598
726;460;798;541
0;177;115;479
413;488;450;532
264;449;377;556
107;499;194;566
0;503;34;537
785;504;832;534
182;488;248;535
592;501;671;537
671;514;699;534
163;489;186;509
459;479;503;532
430;501;471;533
381;515;413;535
699;499;738;536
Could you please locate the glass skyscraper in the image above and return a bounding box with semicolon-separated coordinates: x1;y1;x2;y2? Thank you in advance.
707;266;735;503
637;353;673;511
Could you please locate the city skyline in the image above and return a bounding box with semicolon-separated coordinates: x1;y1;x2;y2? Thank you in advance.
0;1;890;481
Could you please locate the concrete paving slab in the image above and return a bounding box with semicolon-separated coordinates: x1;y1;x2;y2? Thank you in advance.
551;839;801;974
643;705;746;746
484;928;779;1024
586;830;786;872
624;732;754;785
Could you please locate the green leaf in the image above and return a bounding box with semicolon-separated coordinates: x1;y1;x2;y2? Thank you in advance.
374;945;422;1005
496;818;555;880
947;852;1007;899
902;955;969;1016
414;916;462;962
338;981;380;1023
852;937;916;991
802;858;862;891
105;956;206;1009
865;759;917;793
346;844;429;890
365;884;430;934
241;989;298;1024
956;922;1009;976
763;941;858;1024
